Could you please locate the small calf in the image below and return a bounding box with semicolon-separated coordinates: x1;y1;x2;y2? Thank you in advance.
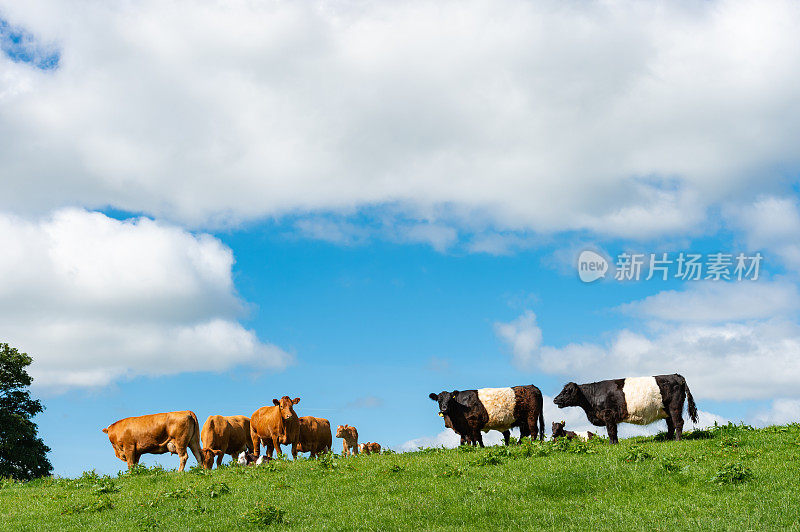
237;451;267;465
358;442;381;455
336;424;359;456
552;421;595;442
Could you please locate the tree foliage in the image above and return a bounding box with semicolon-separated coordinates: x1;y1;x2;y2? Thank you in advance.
0;343;52;480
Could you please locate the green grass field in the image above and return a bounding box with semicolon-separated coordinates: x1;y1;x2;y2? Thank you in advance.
2;423;799;531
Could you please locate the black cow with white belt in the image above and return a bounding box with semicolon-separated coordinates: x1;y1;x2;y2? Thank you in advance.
429;385;545;446
553;373;698;444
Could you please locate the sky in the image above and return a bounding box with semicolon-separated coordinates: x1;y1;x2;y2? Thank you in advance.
1;0;799;477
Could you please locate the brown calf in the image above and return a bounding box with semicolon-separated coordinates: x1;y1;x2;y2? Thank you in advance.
358;442;381;455
336;424;359;456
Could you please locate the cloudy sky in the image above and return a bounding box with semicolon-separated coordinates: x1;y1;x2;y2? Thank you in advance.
2;0;799;475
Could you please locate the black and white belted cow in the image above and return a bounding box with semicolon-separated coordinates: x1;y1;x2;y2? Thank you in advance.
553;373;698;444
428;385;545;446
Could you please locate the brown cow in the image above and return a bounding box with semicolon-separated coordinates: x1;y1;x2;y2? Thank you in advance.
250;396;301;460
358;442;381;455
297;416;332;458
102;411;201;471
200;415;253;469
336;424;358;456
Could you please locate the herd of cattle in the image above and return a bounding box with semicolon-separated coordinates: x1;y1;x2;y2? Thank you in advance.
102;373;699;470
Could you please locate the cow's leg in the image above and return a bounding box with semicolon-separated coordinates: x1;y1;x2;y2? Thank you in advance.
177;447;189;472
265;438;275;459
502;430;511;446
519;423;531;444
665;416;675;441
216;453;224;467
674;413;684;441
124;443;137;469
291;441;298;460
476;432;485;448
606;422;619;444
251;430;261;457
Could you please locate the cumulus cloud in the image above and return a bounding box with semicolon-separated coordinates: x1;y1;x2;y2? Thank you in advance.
751;399;800;426
0;209;291;390
496;307;800;400
2;1;800;238
620;281;799;323
727;196;800;270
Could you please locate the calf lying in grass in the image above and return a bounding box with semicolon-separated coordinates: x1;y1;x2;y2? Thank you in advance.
237;452;267;465
552;421;595;442
358;442;381;455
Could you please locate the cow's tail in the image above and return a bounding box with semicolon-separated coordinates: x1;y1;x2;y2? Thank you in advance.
188;411;203;464
681;375;699;424
538;407;545;441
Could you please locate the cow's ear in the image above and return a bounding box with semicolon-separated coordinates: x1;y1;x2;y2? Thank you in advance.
273;398;280;406
428;393;438;401
292;397;301;404
102;428;108;434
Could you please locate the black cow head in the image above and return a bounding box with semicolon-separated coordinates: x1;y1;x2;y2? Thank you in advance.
428;390;463;417
554;382;582;408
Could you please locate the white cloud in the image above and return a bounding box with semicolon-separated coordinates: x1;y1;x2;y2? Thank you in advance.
727;196;800;270
496;309;800;400
493;310;543;369
620;281;799;323
0;209;291;390
2;1;800;238
752;399;800;426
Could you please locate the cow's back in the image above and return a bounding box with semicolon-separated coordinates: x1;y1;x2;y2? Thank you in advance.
202;415;251;451
298;416;331;453
107;411;198;453
477;387;516;432
251;406;282;438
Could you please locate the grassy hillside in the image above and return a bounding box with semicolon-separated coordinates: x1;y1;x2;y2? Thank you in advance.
1;423;799;531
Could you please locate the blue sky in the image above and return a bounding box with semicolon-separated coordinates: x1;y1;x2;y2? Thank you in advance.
2;1;800;477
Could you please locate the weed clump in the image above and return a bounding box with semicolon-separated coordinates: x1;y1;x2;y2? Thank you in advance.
712;461;753;485
623;445;654;463
243;503;286;527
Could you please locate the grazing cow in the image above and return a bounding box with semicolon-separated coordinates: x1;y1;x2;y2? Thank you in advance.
297;416;332;458
200;415;253;469
551;421;595;442
336;424;359;456
250;396;302;460
553;373;698;444
102;411;201;471
359;442;381;455
428;385;545;446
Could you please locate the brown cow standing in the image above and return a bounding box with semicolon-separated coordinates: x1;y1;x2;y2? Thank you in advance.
250;396;301;460
102;411;201;471
297;416;332;458
200;415;254;469
336;424;358;456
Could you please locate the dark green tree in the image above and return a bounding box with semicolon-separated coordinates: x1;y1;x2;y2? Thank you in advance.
0;343;52;480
